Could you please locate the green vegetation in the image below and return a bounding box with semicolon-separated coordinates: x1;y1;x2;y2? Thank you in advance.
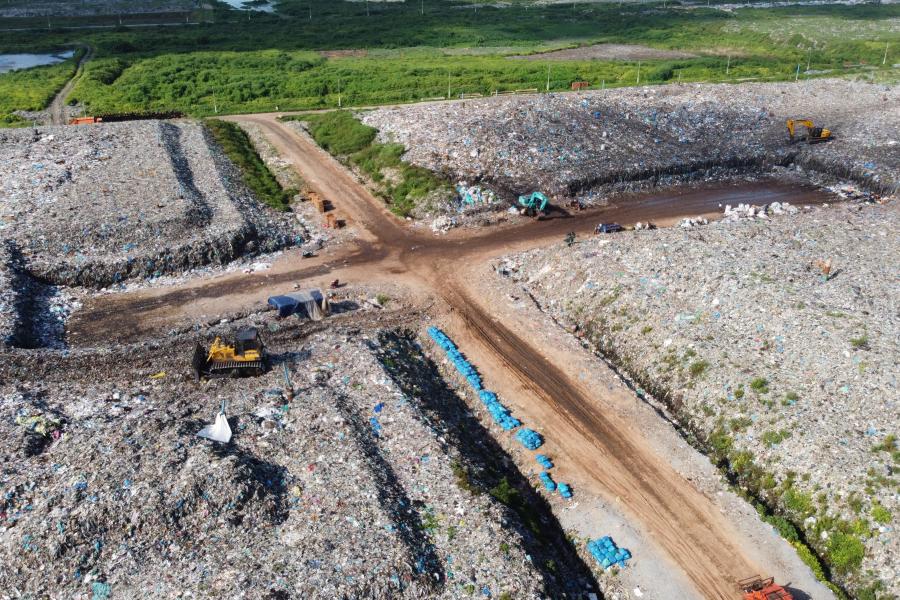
689;359;709;379
294;109;374;155
1;2;896;118
827;532;865;575
0;51;82;126
204;119;294;211
850;335;870;350
870;503;892;524
489;477;542;538
749;377;770;394
728;416;752;432
450;460;480;495
375;293;391;306
761;429;792;447
289;111;449;216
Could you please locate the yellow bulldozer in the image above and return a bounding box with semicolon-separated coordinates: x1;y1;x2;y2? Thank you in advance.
787;118;832;144
192;327;267;380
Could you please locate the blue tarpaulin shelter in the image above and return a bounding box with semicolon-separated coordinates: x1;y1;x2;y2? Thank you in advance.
267;289;329;320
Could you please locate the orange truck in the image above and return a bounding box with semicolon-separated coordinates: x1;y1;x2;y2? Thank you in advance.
69;116;102;125
737;575;793;600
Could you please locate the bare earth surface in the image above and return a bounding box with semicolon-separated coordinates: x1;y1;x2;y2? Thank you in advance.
510;43;698;61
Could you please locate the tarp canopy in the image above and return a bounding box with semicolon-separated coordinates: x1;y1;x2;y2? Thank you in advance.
267;289;329;320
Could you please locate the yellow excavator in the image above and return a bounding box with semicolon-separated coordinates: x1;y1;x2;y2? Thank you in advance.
786;119;832;144
192;327;267;380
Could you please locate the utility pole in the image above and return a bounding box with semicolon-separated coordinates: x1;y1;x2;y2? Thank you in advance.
806;47;811;71
726;54;730;76
421;0;424;16
338;75;342;108
546;64;551;92
883;42;889;66
636;61;641;85
795;63;800;82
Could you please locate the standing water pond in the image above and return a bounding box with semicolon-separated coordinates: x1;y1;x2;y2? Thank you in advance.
0;50;74;74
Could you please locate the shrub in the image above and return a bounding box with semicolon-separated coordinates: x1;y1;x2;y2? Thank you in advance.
689;359;710;378
827;532;865;574
749;377;769;394
871;503;892;524
850;335;869;350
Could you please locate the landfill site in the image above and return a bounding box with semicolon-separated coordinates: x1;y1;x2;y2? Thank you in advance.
1;77;898;600
362;79;897;225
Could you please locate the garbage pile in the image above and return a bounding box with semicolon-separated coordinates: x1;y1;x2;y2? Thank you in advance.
501;200;900;595
456;182;497;206
723;201;799;222
0;121;300;288
0;319;556;598
362;80;899;210
430;215;457;234
679;216;708;228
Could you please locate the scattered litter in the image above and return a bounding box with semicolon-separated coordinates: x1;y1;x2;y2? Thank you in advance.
197;400;232;444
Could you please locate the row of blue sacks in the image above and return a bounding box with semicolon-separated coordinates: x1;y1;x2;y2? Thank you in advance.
587;536;632;569
429;327;520;430
538;471;572;498
479;391;521;431
428;327;483;390
428;326;573;500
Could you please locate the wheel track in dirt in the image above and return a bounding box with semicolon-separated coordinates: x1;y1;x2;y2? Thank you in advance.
67;114;838;599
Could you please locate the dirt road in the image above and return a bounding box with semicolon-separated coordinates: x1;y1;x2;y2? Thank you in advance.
68;114;837;598
48;45;92;126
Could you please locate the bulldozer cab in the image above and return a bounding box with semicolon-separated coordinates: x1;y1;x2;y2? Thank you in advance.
234;327;261;356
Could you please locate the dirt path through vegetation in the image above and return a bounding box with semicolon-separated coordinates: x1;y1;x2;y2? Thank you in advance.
48;45;92;125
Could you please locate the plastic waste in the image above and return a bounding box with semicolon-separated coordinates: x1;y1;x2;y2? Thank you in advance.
198;400;232;443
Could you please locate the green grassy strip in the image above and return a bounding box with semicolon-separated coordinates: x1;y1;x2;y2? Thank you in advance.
204;118;294;211
287;111;449;217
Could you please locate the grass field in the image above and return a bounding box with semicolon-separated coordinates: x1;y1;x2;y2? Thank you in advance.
287;111;450;217
0;1;896;118
0;49;82;126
